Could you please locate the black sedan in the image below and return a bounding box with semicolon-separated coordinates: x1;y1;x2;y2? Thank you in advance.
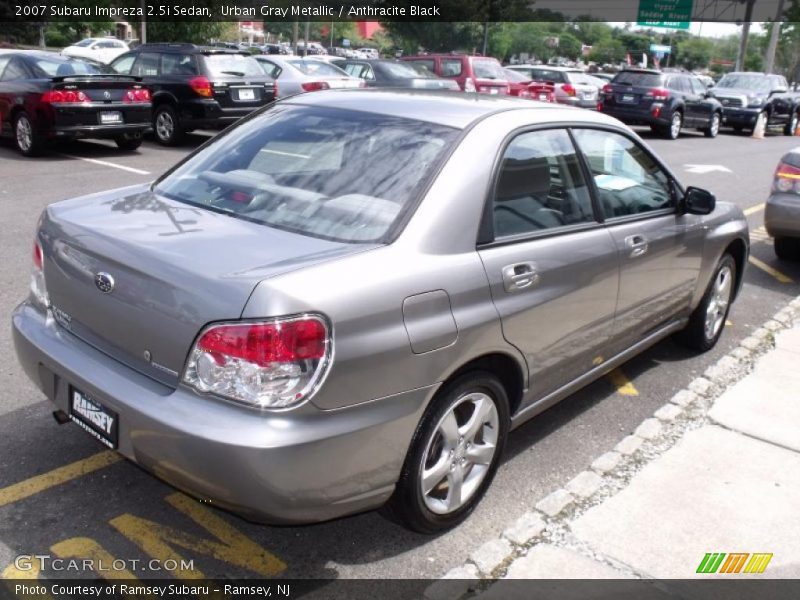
339;59;460;91
0;51;151;156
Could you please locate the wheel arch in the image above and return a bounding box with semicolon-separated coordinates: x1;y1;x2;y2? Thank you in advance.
439;352;526;417
724;237;748;300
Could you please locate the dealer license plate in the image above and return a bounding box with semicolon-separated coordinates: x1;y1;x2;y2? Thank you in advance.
237;88;256;101
69;387;118;449
622;94;636;103
99;111;122;124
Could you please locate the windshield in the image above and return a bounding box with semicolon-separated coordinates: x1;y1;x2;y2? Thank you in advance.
471;58;506;80
32;57;110;77
154;106;459;243
288;60;347;76
716;74;772;92
204;54;264;78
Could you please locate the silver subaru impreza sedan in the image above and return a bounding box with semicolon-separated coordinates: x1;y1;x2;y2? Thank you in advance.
13;90;749;533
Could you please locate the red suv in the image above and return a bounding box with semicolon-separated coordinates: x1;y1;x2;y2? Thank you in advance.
401;54;510;95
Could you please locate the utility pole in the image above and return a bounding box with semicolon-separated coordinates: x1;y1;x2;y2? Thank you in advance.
140;0;146;43
292;20;299;55
765;0;786;74
481;21;489;56
735;0;756;71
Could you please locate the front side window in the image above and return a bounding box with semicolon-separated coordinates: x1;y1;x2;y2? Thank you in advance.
492;129;596;238
155;106;459;243
573;129;673;218
132;52;160;77
407;59;435;74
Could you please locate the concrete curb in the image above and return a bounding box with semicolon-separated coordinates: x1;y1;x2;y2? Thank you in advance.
424;296;800;599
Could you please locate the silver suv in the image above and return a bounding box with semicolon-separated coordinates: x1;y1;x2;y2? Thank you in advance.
13;90;749;533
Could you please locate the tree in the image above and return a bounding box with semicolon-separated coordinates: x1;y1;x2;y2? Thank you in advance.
676;37;713;71
588;39;625;65
380;22;482;54
144;22;226;44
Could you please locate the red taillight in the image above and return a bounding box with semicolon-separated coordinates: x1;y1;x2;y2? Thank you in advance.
267;81;278;99
41;90;89;104
652;105;662;118
602;84;614;94
189;76;213;98
562;84;576;97
33;242;43;271
197;319;327;367
597;103;603;111
774;162;800;193
646;88;670;100
300;81;330;92
123;88;151;103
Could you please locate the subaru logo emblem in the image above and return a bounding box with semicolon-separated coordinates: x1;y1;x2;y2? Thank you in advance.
95;272;115;294
104;91;111;100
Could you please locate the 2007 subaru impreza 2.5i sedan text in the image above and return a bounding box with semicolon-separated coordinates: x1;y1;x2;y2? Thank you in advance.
13;90;749;533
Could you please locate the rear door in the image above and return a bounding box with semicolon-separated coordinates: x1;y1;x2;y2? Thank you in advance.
572;128;705;351
477;128;619;402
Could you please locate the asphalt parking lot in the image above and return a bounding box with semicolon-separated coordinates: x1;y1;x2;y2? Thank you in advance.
1;124;799;582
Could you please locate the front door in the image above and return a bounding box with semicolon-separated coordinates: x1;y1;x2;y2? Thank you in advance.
478;128;619;403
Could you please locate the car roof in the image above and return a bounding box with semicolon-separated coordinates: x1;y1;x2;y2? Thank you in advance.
6;50;74;62
618;68;663;75
281;88;620;129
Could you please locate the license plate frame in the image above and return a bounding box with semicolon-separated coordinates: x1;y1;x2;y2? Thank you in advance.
99;111;123;125
69;386;118;449
621;94;636;103
237;88;256;101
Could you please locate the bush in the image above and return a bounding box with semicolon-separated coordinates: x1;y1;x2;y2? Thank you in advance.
45;31;71;48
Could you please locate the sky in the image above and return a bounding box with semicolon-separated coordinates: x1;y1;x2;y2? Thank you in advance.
610;22;763;38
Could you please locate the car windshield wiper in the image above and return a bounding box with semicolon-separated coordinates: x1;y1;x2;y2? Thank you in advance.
220;70;246;76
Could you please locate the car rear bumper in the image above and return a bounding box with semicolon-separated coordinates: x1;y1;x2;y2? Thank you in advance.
49;105;151;138
765;193;800;238
557;96;598;109
600;106;669;126
12;301;434;525
52;124;150;138
721;107;760;128
179;99;270;129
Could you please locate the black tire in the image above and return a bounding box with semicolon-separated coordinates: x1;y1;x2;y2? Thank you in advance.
114;132;143;151
775;236;800;261
663;110;682;140
784;111;800;136
152;104;185;146
385;371;510;533
703;112;721;138
14;112;46;156
674;254;736;352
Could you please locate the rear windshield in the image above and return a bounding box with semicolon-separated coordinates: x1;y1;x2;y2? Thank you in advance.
154;106;459;243
74;39;95;47
716;74;772;92
528;69;566;83
471;58;506;80
612;71;663;87
203;54;264;78
287;60;347;76
31;57;109;77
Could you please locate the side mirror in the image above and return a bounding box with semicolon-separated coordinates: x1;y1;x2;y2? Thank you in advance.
684;186;716;215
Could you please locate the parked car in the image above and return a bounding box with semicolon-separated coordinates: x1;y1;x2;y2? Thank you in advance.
357;48;380;60
695;74;715;88
503;68;555;102
61;38;130;64
506;65;598;109
0;51;150;155
401;54;511;94
254;56;363;96
599;69;724;140
13;90;749;532
766;149;800;260
712;72;800;135
340;59;460;90
308;55;347;68
109;43;276;145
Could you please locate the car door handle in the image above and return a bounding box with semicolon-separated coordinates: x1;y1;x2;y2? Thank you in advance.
502;262;540;292
624;234;649;258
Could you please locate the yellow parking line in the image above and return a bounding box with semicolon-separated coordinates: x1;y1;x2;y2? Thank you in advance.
748;256;794;284
743;203;765;216
0;451;121;508
607;368;639;396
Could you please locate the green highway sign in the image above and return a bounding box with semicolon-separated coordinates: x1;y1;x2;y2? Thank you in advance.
637;0;693;30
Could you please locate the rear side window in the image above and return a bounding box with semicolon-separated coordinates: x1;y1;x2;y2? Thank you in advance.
161;53;198;76
154;106;459;243
257;60;281;79
132;53;160;77
441;59;462;77
493;129;595;238
31;57;106;77
111;55;135;74
613;71;663;88
573;129;673;218
0;57;28;81
343;63;372;80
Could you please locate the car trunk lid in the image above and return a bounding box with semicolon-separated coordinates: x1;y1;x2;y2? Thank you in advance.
40;185;371;387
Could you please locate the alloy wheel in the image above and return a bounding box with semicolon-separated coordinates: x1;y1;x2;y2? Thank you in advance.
156;111;174;141
670;113;682;139
16;116;33;153
420;392;499;515
710;113;720;137
704;265;733;340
